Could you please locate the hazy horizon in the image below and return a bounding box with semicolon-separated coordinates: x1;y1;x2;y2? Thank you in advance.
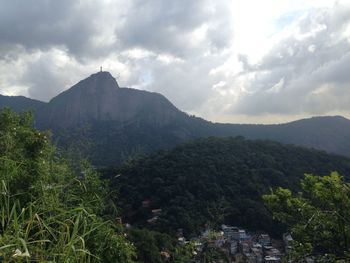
1;0;350;124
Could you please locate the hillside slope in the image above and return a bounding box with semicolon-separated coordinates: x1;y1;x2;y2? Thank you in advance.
0;94;45;113
214;115;350;157
108;137;350;236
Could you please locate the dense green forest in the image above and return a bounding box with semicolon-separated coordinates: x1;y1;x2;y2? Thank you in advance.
106;137;350;237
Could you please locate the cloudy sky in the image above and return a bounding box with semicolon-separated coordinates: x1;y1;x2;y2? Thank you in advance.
1;0;350;123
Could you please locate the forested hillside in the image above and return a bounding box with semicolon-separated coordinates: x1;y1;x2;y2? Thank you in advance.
107;137;350;237
0;94;45;113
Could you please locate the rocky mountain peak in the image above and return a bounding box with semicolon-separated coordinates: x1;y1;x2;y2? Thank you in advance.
46;71;120;106
77;71;119;93
89;71;118;84
37;71;184;128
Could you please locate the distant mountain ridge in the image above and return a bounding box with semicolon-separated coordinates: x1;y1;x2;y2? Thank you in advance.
213;115;350;157
0;94;45;113
1;71;350;165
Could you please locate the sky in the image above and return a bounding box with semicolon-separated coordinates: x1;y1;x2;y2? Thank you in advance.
1;0;350;124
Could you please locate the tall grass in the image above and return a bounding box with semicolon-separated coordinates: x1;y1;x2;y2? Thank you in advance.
0;178;108;262
0;109;135;262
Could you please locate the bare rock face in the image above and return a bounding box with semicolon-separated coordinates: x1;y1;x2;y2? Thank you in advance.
38;71;184;128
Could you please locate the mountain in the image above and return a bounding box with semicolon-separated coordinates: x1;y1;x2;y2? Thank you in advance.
214;115;350;157
37;71;185;129
35;71;197;164
1;71;350;165
106;137;350;237
0;94;45;113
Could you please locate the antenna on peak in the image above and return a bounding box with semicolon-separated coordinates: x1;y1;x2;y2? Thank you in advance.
100;66;102;72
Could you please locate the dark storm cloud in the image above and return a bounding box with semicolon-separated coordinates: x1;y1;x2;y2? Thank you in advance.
0;0;102;57
0;0;233;59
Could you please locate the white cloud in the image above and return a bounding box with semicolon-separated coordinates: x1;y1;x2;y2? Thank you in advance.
220;0;350;122
1;0;350;123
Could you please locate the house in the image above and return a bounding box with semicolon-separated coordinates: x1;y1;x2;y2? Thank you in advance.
230;240;238;255
243;252;257;263
283;233;293;245
214;236;226;248
222;225;238;240
251;244;263;263
142;199;151;207
232;229;248;241
193;240;203;252
258;233;271;246
160;251;170;259
151;208;162;216
283;233;293;253
264;256;281;263
264;247;281;258
147;216;158;223
263;246;281;262
240;241;251;254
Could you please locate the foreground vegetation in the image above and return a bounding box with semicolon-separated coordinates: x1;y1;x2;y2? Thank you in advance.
0;109;135;262
264;172;350;261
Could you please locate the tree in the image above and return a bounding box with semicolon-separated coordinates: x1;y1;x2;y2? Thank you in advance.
263;172;350;261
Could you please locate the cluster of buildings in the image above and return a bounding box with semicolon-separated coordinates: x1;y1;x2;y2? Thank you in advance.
186;225;293;263
141;199;294;262
222;225;283;262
